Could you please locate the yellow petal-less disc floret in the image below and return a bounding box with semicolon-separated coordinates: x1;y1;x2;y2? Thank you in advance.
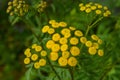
68;57;77;67
48;28;55;34
91;6;97;10
79;3;84;7
50;52;58;61
85;41;92;47
32;44;37;49
69;26;76;31
80;37;87;44
70;46;80;56
98;39;103;44
91;34;99;41
51;44;60;52
92;42;99;49
49;20;56;24
26;52;31;57
40;50;47;57
39;58;46;66
34;62;40;69
42;25;50;33
64;32;71;38
24;57;30;64
98;49;104;56
95;10;102;14
59;22;67;27
88;47;97;55
46;40;55;49
61;44;68;51
24;48;30;55
70;37;79;45
80;6;86;11
51;22;59;28
52;33;61;42
74;30;83;37
58;57;67;66
62;51;70;58
59;37;68;44
35;45;42;52
61;28;70;35
85;8;91;13
31;54;38;61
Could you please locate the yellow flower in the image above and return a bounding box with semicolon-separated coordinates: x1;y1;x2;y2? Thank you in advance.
85;4;91;7
68;57;77;67
91;6;97;10
49;20;56;24
98;49;104;56
91;34;99;41
103;12;109;17
88;47;97;55
80;6;86;11
79;3;84;7
31;54;38;61
103;6;108;10
58;57;67;66
39;58;46;66
40;50;47;56
85;41;92;47
106;10;111;15
46;40;55;49
42;25;50;33
24;48;30;55
32;44;37;49
80;37;87;44
74;30;83;37
24;58;30;64
69;26;76;31
61;44;68;51
59;37;67;44
51;22;59;28
26;52;31;57
95;10;102;14
52;33;61;41
51;44;60;52
85;8;91;13
70;46;80;56
50;52;58;61
62;51;70;58
98;39;103;44
61;28;70;35
93;43;99;49
97;4;102;8
59;22;67;27
35;46;42;52
64;32;71;38
34;62;40;69
48;28;55;34
70;37;79;45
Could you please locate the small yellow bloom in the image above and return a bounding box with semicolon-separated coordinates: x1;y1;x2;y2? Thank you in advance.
61;44;68;51
97;4;102;8
62;51;70;58
74;30;83;37
52;33;61;42
95;10;102;14
91;34;99;41
93;43;99;49
88;47;97;55
35;46;42;52
70;46;80;56
48;28;55;34
24;58;30;64
24;48;30;55
70;37;79;45
51;44;60;52
42;25;50;33
59;22;67;27
103;6;108;10
85;4;91;7
80;6;86;11
79;3;84;7
40;50;47;56
85;41;92;47
69;26;76;31
34;62;40;69
26;52;31;57
98;49;104;56
106;10;111;15
31;54;38;61
68;57;77;67
32;44;37;49
91;6;97;10
103;12;109;17
39;58;46;66
59;37;67;44
64;32;71;38
50;52;58;61
98;39;103;44
8;2;12;6
61;28;70;35
49;20;56;24
46;40;55;49
51;22;59;28
85;8;91;13
80;37;87;44
58;57;67;66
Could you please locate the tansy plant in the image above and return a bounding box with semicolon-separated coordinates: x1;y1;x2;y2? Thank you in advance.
7;1;111;80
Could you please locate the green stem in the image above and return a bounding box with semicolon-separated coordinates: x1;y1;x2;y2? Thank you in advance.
47;57;61;80
69;67;74;80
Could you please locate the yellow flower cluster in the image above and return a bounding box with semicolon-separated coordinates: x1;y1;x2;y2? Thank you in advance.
37;1;47;12
79;2;111;17
6;0;29;16
24;44;47;69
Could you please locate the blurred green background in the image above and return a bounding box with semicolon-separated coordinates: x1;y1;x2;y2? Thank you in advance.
0;0;120;80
